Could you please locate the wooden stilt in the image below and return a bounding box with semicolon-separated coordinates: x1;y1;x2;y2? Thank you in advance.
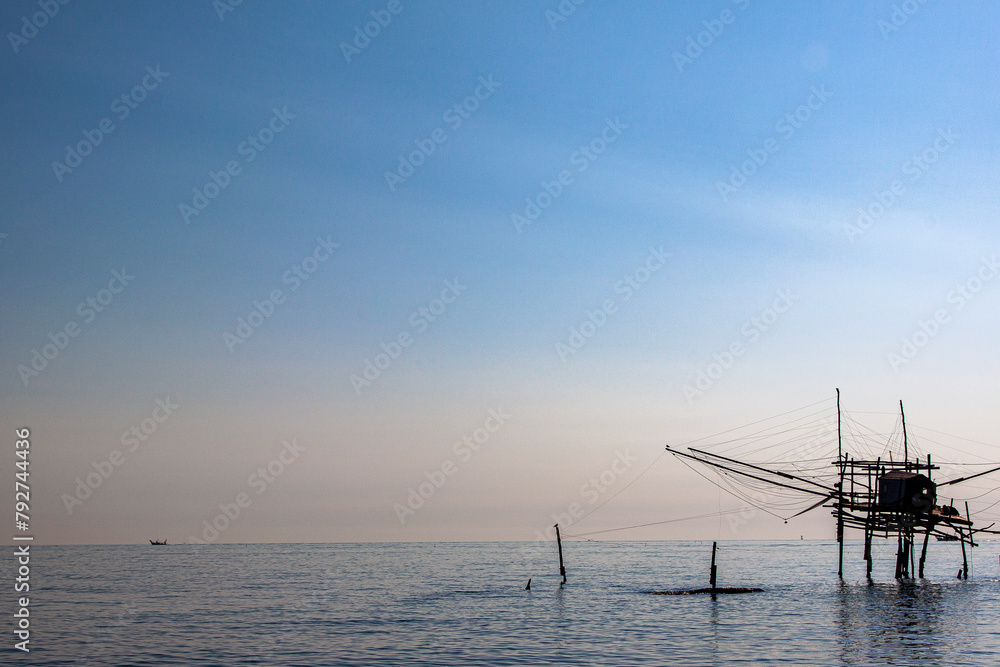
837;389;844;579
959;530;968;580
837;479;844;579
962;501;972;579
710;541;718;590
554;524;567;585
895;528;905;579
908;528;915;578
958;526;968;580
864;460;876;580
918;522;932;578
900;400;908;463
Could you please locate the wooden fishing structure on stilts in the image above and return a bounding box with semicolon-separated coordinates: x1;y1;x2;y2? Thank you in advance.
666;390;1000;579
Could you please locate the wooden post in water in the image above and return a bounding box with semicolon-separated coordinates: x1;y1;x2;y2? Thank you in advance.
710;541;718;590
961;502;972;580
958;527;968;579
864;459;878;580
917;454;933;578
918;523;932;578
837;389;844;579
555;524;567;585
896;528;906;579
900;400;908;463
908;528;916;578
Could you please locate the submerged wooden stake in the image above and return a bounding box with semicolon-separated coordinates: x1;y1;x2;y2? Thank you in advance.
555;524;567;585
648;542;762;595
710;541;718;590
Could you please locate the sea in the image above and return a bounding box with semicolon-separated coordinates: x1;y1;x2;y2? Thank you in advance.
4;540;1000;666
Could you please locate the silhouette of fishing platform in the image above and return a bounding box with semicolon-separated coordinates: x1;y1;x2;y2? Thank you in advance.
527;391;998;591
667;390;1000;580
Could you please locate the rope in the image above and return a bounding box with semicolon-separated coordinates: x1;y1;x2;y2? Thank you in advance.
909;424;1000;451
560;398;835;535
569;451;666;528
563;508;749;539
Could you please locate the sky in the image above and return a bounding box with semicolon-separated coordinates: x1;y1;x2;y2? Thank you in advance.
1;1;999;545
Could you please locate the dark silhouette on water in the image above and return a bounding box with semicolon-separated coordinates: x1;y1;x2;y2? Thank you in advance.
649;542;763;596
555;524;567;585
666;390;1000;580
149;539;167;545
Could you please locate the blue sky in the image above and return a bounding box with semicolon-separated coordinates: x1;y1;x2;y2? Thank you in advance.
2;1;999;544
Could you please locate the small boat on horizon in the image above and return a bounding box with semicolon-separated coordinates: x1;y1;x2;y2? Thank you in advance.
149;539;167;545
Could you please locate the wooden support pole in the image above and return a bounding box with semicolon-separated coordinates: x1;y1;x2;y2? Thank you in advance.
865;524;873;580
710;541;718;590
908;528;915;578
555;523;567;585
962;500;973;579
864;460;875;580
959;526;968;580
837;479;844;579
900;400;908;463
918;521;933;578
938;464;1000;488
896;530;906;579
837;389;844;579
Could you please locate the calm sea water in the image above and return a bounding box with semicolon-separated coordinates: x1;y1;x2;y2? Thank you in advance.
5;540;1000;665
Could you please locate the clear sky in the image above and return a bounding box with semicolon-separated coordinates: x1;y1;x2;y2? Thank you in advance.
2;1;999;544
